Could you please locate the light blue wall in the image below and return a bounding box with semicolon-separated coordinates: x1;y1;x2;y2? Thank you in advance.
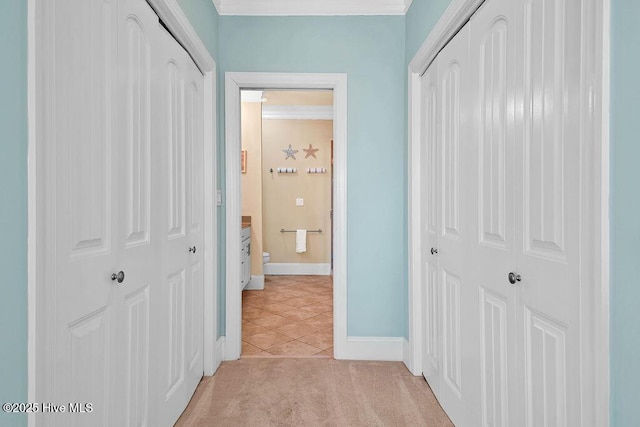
179;0;220;60
405;0;452;64
219;16;407;337
610;0;640;424
0;1;28;426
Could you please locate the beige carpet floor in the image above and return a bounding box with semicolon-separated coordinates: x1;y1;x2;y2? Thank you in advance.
175;358;453;426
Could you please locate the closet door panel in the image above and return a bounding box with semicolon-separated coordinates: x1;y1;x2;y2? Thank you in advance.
49;0;119;424
184;60;205;397
150;29;190;426
164;57;188;395
423;262;440;379
442;269;462;394
521;0;569;262
166;269;186;397
122;287;150;427
478;289;509;427
167;61;186;240
60;0;115;260
478;21;508;251
515;0;583;425
121;14;152;248
475;27;511;425
151;24;205;426
421;63;441;392
441;64;461;239
436;23;480;426
439;56;463;400
187;79;204;236
116;2;160;424
469;0;520;425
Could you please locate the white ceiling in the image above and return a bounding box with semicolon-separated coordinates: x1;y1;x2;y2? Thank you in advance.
212;0;414;16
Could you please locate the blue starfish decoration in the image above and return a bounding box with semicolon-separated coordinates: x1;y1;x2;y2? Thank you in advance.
282;144;298;160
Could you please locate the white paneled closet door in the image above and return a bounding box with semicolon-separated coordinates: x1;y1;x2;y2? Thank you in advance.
184;45;205;405
468;0;520;425
421;23;481;426
420;0;587;425
50;1;120;425
150;21;205;427
471;0;585;424
46;0;204;426
513;0;584;425
114;0;159;425
421;61;441;396
437;23;481;426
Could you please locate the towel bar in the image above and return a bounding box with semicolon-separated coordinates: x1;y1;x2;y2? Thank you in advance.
280;229;322;233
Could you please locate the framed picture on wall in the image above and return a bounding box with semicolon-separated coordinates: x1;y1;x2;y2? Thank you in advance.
241;150;247;173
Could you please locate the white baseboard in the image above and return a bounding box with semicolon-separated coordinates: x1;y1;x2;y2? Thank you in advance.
244;275;264;290
336;337;404;361
263;262;331;275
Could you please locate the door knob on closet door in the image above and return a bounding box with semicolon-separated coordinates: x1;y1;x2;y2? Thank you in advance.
431;248;438;255
508;272;522;284
111;271;125;284
188;246;197;254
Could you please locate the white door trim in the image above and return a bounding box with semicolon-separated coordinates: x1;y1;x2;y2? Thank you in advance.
28;1;218;425
224;72;348;361
406;0;610;426
407;0;485;75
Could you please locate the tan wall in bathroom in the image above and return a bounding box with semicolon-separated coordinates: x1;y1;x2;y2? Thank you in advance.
240;102;263;276
262;119;332;264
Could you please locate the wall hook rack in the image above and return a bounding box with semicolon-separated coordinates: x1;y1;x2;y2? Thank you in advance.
276;167;297;173
306;167;327;174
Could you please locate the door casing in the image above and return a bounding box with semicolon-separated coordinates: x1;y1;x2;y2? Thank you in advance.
224;72;348;361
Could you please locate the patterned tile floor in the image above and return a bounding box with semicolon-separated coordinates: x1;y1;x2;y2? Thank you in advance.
242;275;333;358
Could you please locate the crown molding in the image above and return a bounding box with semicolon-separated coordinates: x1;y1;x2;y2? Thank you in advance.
262;105;333;120
213;0;414;16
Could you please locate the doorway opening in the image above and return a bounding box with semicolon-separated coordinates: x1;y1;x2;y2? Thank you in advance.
224;72;347;361
240;90;334;357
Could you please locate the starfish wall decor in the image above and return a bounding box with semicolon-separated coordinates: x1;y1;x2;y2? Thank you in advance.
303;144;319;159
282;144;298;160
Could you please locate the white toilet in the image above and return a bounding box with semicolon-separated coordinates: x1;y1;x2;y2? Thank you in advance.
262;252;270;264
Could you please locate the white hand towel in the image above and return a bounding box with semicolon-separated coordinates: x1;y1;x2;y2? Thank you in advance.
296;229;307;253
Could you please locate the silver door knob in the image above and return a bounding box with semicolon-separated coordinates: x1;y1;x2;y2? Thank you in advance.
188;246;197;254
111;271;125;283
508;272;521;284
431;248;438;255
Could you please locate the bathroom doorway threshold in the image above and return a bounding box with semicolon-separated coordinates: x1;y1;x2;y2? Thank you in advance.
241;275;334;358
